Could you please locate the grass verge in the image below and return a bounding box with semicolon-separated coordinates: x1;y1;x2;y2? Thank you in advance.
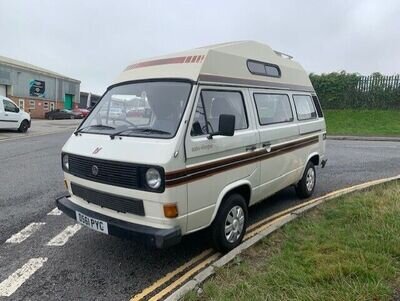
325;109;400;136
185;181;400;301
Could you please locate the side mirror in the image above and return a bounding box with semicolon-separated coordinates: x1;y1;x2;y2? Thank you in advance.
15;107;20;113
208;114;235;139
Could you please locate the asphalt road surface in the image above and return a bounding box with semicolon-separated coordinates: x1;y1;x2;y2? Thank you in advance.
0;132;399;300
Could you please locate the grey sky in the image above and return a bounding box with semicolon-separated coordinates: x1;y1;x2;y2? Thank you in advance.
1;0;399;94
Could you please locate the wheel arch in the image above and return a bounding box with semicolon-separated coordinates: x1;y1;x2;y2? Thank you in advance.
301;152;320;175
208;180;252;227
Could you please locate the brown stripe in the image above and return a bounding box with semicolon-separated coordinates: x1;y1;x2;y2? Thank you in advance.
165;136;319;187
198;74;315;92
125;55;204;70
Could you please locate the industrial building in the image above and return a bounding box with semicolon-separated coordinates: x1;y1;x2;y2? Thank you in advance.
0;55;80;118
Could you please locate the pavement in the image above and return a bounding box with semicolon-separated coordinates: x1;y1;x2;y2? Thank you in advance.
0;119;81;141
0;132;400;300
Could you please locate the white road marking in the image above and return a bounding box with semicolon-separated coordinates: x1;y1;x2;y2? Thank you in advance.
0;257;48;297
5;223;46;244
46;224;82;246
47;208;62;215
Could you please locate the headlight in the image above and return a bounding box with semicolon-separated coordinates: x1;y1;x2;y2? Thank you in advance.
62;154;69;170
145;168;161;189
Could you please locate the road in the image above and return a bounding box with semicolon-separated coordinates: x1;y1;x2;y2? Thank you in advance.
0;132;399;300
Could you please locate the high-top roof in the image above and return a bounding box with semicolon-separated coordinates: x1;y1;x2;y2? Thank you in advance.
0;55;80;83
114;41;313;92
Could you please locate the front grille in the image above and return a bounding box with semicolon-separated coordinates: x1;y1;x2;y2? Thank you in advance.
68;154;139;189
71;183;145;216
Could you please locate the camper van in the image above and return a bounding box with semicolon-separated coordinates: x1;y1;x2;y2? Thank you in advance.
57;41;327;252
0;96;31;132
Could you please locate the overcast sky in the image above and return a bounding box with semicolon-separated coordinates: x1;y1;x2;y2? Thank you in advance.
1;0;399;94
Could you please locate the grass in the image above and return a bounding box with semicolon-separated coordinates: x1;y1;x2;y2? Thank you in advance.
324;109;400;136
184;181;400;301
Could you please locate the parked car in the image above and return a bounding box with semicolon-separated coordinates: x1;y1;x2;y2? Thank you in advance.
45;109;77;120
57;41;327;252
0;96;31;132
73;108;90;118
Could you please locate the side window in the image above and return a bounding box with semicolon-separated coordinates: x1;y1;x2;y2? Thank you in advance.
293;95;317;120
3;100;18;113
312;95;324;118
253;93;293;125
191;90;248;136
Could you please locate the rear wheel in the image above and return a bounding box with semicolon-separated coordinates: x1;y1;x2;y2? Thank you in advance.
295;161;316;198
211;193;248;253
18;120;29;133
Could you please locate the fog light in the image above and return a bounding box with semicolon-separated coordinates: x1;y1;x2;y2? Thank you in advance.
163;204;178;218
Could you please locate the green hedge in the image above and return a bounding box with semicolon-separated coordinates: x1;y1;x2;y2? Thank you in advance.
309;72;400;109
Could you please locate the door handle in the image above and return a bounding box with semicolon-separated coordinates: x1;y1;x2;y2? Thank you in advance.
4;114;8;116
262;142;272;153
246;145;256;152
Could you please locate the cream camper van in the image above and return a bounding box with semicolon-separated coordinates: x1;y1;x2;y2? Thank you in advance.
57;41;327;252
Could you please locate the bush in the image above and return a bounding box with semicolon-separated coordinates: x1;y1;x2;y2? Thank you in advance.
309;71;400;109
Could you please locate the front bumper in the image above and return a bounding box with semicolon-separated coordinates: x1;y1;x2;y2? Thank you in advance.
56;196;181;248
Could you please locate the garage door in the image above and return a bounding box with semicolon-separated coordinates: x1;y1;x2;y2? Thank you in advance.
0;85;6;97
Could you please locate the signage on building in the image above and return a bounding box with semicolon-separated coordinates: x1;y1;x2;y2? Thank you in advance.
29;80;45;97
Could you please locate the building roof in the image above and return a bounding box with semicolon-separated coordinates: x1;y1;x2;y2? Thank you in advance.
0;55;80;83
114;41;313;92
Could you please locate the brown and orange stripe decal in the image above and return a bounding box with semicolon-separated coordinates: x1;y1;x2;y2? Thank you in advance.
125;55;206;71
165;135;319;187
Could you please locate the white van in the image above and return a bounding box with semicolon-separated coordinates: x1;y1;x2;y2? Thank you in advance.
57;41;327;252
0;96;31;132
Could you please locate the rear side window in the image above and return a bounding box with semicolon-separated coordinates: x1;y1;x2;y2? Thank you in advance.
253;93;293;125
312;95;324;118
293;95;317;120
191;90;248;136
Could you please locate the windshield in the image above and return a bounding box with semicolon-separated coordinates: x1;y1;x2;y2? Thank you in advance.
79;81;192;138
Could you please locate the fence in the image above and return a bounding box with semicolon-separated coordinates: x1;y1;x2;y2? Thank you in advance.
310;72;400;109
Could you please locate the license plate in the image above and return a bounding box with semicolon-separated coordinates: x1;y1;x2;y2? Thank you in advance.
76;211;108;234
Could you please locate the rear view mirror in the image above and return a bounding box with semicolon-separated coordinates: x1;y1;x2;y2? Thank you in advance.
208;114;235;139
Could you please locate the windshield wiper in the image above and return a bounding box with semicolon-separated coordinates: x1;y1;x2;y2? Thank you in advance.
110;127;171;139
74;124;116;136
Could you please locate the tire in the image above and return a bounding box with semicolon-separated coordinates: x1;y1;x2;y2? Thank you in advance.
295;161;316;199
18;120;29;133
211;193;248;253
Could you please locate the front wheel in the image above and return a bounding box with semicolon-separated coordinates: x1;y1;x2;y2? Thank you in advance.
18;120;29;133
211;193;248;253
295;161;316;199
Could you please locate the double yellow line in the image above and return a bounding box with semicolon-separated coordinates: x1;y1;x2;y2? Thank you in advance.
130;175;400;301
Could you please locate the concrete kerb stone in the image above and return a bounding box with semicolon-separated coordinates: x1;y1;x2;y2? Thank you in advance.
164;280;197;301
328;135;400;142
166;174;400;301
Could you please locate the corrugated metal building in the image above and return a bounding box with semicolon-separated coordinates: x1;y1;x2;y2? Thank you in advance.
0;55;80;118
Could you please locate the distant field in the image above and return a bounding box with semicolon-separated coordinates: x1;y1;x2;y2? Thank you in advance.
325;109;400;136
185;181;400;301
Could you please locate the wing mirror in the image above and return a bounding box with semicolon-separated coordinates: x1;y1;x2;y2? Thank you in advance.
208;114;235;139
